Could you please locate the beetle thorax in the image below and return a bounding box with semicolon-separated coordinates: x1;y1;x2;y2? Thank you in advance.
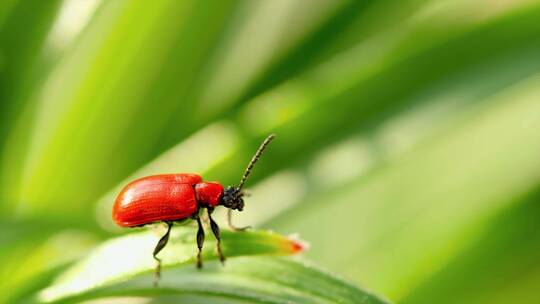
194;182;223;207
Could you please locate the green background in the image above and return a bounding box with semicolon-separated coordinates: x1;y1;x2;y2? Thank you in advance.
2;0;540;303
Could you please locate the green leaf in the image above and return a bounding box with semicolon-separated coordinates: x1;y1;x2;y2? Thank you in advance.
39;228;310;302
0;224;97;304
41;256;387;304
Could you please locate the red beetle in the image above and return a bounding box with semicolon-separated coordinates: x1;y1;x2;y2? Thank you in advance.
112;134;275;285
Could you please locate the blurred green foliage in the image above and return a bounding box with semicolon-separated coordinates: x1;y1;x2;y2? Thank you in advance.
2;0;540;303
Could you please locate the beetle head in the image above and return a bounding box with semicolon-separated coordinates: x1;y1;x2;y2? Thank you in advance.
220;186;245;211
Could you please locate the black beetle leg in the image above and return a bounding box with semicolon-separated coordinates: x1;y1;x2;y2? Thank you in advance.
207;208;225;265
196;216;205;269
152;221;172;287
227;209;251;231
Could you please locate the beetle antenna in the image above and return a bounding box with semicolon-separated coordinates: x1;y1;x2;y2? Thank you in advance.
237;134;276;191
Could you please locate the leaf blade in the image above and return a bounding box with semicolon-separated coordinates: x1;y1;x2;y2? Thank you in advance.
39;228;305;302
43;257;388;304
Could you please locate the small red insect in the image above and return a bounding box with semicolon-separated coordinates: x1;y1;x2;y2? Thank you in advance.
112;134;275;285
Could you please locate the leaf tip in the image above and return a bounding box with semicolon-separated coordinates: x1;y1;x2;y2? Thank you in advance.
286;233;309;254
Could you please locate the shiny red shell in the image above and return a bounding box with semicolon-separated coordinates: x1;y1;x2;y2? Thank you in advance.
195;182;223;207
112;173;223;227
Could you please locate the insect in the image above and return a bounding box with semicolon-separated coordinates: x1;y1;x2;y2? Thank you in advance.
112;134;275;286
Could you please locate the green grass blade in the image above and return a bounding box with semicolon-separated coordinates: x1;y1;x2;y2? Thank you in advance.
41;257;388;304
38;229;306;302
0;223;96;304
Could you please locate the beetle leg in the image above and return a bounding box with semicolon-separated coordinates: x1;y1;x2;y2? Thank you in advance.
207;208;225;265
196;216;205;269
227;209;251;231
152;222;172;287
